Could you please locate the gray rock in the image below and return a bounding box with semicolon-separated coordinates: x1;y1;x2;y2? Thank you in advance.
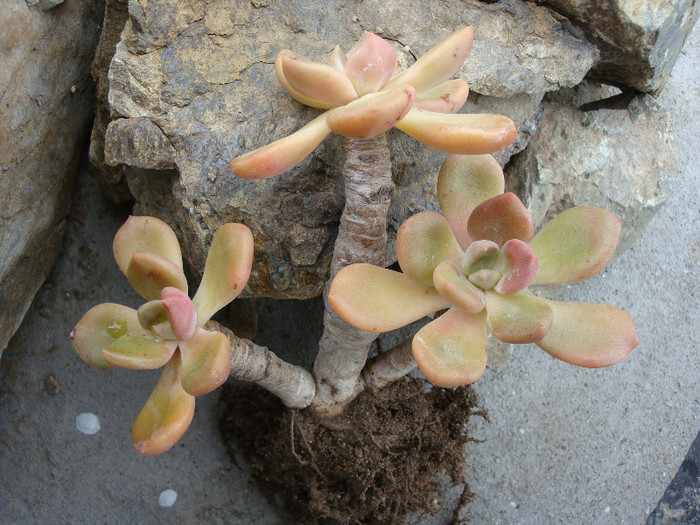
100;0;595;299
506;83;678;254
538;0;700;93
0;0;101;355
26;0;64;11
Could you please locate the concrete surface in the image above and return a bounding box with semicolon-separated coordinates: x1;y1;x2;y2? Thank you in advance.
1;21;698;525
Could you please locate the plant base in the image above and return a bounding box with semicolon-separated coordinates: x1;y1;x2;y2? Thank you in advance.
219;377;486;524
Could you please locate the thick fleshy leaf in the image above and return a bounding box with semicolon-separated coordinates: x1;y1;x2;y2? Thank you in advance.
229;114;332;179
276;50;358;108
126;251;188;301
414;79;469;113
161;287;197;342
192;223;254;325
326;85;415;139
462;240;500;273
70;303;141;368
437;154;504;249
395;108;517;155
467;192;534;246
530;206;621;285
131;355;195;456
328;264;450;333
329;45;346;72
492;239;539;295
101;331;177;370
467;268;501;290
536;300;637;367
386;26;474;91
433;261;485;314
484;290;553;344
344;32;397;96
137;300;168;331
412;307;487;387
179;327;231;396
396;211;463;286
113;216;183;275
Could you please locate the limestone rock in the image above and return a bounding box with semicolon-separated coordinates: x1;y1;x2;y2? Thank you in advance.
0;0;101;354
538;0;700;92
506;83;678;253
100;0;595;299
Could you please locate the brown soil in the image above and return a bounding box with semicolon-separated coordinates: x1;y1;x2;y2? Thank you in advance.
219;378;486;525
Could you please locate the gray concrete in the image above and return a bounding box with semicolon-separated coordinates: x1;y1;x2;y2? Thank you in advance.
1;22;698;525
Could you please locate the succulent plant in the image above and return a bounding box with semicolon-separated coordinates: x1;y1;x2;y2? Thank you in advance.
229;26;516;179
70;216;253;455
328;155;638;387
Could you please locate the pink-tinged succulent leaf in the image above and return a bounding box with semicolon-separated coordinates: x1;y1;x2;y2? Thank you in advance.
467;268;501;290
71;303;141;369
131;354;195;456
113;216;183;275
438;154;504;249
344;32;397;96
328;263;451;333
229;114;332;179
329;45;346;73
326;85;416;139
467;192;534;247
462;240;500;273
386;26;474;92
433;261;485;314
412;307;487;387
536;300;637;367
137;300;168;331
192;223;254;326
492;239;539;295
484;290;553;344
396;211;463;287
530;206;621;285
101;331;177;370
126;251;188;301
161;287;197;342
395;108;517;155
276;50;358;108
179;327;231;396
414;79;469;113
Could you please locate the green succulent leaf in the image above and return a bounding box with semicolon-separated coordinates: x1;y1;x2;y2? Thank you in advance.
396;211;463;286
192;223;254;326
71;303;142;369
467;192;534;247
328;263;450;333
433;261;485;314
412;307;487;387
126;251;188;301
101;331;177;370
438;154;504;249
131;354;195;456
536;299;637;367
530;206;621;285
484;290;553;344
179;327;231;396
113;216;183;276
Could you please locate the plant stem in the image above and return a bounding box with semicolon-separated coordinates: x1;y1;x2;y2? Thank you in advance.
208;320;316;408
312;134;395;414
362;338;416;391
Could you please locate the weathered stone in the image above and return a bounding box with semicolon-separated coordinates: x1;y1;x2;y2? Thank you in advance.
506;83;678;253
0;0;101;354
100;0;595;299
26;0;64;11
538;0;700;93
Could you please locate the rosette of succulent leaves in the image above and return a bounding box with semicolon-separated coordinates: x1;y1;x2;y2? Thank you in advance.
71;217;313;455
328;154;638;387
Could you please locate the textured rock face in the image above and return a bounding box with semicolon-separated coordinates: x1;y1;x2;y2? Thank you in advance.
537;0;700;92
0;0;101;354
99;0;595;299
506;83;678;252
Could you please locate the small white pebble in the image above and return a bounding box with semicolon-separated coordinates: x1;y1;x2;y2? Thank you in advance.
509;501;517;508
76;413;100;435
519;428;525;434
604;506;611;513
159;489;177;507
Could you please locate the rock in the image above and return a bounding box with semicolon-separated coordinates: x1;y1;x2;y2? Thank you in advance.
538;0;700;93
99;0;595;299
506;82;677;254
26;0;64;11
0;0;101;355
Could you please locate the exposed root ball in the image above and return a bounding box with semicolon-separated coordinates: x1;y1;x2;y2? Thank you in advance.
220;378;486;524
